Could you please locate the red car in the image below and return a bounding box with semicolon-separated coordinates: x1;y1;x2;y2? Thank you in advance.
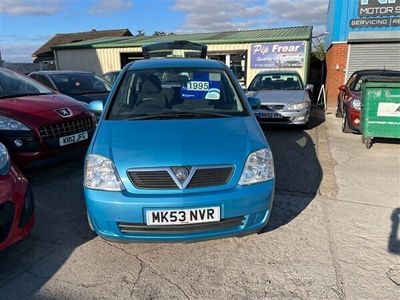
336;69;400;133
0;68;96;168
0;143;34;251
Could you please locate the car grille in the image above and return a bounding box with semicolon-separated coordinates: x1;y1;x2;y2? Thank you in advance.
38;117;95;140
128;170;177;189
186;167;233;188
118;216;245;234
260;104;285;111
127;166;233;189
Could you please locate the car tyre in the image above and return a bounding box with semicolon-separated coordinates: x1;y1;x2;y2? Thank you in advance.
335;104;343;118
342;109;351;133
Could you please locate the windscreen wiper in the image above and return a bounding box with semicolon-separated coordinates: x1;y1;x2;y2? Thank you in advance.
126;111;232;120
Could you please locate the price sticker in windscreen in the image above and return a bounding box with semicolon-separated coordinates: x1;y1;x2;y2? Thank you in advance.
186;81;210;91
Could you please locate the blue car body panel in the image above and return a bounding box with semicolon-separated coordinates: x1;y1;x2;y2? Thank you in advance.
84;58;275;242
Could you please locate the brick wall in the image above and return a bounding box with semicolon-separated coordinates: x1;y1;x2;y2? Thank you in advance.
325;43;349;108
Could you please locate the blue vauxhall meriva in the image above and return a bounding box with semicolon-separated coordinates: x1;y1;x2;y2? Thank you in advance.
84;56;275;242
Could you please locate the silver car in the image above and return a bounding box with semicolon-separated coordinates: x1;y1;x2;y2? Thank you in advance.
246;71;313;127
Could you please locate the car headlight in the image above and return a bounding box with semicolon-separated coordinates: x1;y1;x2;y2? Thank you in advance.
286;102;310;111
352;99;361;110
0;143;11;176
0;116;30;131
84;154;124;191
239;148;274;185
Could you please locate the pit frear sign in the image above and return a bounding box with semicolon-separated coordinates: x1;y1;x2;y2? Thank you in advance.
250;41;305;69
351;0;400;28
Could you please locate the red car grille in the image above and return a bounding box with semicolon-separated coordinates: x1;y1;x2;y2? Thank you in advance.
38;117;95;140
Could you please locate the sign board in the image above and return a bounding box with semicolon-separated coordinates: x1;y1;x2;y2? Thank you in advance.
250;41;305;69
358;0;400;17
350;17;400;27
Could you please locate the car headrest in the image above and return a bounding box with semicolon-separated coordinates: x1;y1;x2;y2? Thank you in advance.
142;75;161;94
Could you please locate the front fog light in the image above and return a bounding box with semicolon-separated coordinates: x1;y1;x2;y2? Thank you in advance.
239;148;275;185
85;154;124;191
14;139;23;147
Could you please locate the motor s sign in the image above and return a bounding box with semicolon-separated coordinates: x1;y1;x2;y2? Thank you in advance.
359;0;400;17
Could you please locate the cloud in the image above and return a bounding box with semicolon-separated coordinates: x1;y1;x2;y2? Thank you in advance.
172;0;268;32
0;44;41;62
0;0;61;16
173;0;329;32
266;0;329;26
88;0;133;14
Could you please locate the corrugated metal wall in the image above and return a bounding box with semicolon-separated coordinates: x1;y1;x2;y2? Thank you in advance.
96;47;141;72
346;43;400;80
55;49;102;74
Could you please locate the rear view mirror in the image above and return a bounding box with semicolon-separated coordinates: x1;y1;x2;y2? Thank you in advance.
338;85;347;92
88;100;104;116
247;97;261;110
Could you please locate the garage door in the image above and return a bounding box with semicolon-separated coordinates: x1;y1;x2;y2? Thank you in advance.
346;43;400;80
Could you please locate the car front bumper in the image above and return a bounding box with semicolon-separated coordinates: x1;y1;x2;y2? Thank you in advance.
85;180;274;242
255;109;310;125
0;166;35;251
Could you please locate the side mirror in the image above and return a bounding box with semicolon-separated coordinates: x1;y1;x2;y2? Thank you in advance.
0;143;11;176
338;85;347;92
306;84;314;92
88;100;104;116
247;97;261;110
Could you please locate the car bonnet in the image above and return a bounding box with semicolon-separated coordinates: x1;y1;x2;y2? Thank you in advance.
248;90;307;105
90;116;267;192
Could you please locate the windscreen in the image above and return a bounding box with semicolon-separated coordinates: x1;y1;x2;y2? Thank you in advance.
249;73;304;91
51;73;112;95
108;68;246;120
0;68;53;99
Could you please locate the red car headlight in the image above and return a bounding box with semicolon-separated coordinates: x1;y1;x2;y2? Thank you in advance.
351;99;361;111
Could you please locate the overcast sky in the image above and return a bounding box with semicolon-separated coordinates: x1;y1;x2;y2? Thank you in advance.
0;0;329;62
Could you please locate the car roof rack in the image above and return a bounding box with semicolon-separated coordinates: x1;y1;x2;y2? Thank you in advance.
142;40;207;59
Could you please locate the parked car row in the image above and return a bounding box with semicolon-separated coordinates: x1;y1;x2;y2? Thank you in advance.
1;41;320;248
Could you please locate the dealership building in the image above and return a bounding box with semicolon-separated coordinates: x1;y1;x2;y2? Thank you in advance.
51;26;312;87
325;0;400;107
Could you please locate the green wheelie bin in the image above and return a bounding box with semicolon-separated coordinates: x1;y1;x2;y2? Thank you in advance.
361;77;400;149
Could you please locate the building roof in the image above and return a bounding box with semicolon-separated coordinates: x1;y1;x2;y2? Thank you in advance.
33;29;132;57
52;26;313;50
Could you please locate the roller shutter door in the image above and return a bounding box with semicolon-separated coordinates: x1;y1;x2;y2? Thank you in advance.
346;43;400;80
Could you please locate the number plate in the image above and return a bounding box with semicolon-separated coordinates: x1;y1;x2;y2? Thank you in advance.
146;207;220;226
59;131;88;146
256;110;283;119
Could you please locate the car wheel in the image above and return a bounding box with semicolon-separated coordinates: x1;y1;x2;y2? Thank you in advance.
335;103;342;118
342;109;351;133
